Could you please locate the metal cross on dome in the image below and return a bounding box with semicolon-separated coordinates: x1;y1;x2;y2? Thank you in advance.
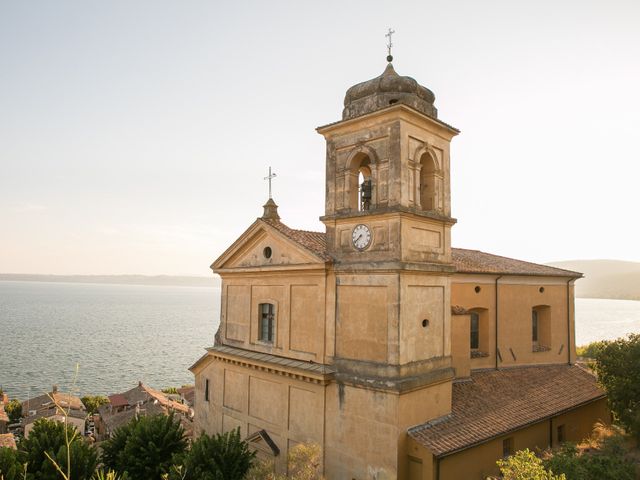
385;28;395;61
264;166;277;199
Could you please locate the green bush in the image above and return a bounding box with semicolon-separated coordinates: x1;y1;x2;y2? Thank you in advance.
101;414;187;480
4;400;22;424
179;428;255;480
81;396;109;416
591;333;640;440
19;418;98;480
0;447;24;480
543;442;635;480
496;449;565;480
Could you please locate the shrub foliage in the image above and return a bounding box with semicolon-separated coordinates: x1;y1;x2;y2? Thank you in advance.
101;414;187;480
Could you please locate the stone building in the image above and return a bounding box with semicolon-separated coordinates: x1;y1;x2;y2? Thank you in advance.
190;58;608;479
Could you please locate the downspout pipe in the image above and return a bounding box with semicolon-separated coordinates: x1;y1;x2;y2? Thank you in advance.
495;275;503;370
566;278;572;365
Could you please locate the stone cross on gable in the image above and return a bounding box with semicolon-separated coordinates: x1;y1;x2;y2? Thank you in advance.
264;166;277;199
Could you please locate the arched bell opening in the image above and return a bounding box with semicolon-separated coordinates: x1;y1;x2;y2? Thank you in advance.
419;151;439;211
348;152;373;212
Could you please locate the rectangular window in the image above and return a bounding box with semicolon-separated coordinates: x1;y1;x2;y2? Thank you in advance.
557;424;565;443
204;378;210;402
502;437;513;458
470;312;480;350
259;303;275;343
532;309;539;343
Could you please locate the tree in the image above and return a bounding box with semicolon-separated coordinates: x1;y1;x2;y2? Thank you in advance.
18;418;98;480
81;396;108;416
496;449;565;480
101;414;187;480
180;428;255;480
542;432;635;480
4;400;22;424
591;333;640;440
0;447;25;480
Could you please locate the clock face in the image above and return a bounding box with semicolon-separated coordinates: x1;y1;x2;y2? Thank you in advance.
352;224;372;250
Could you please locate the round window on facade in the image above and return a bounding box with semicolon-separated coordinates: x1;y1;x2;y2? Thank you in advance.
475;286;481;293
539;287;545;293
422;319;429;328
263;247;272;259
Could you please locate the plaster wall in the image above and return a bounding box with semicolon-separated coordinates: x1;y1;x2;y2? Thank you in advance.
450;314;471;378
324;380;451;480
451;276;576;372
194;358;325;474
335;273;398;364
220;272;327;363
399;273;451;365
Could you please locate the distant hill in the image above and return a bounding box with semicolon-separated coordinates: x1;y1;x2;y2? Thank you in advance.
0;273;220;288
546;260;640;301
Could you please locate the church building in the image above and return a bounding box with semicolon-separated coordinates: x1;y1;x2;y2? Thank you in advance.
190;50;609;479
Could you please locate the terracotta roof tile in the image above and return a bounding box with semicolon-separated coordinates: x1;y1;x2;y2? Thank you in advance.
108;394;129;408
256;222;580;277
408;364;605;457
261;219;331;261
451;248;582;277
0;404;9;423
0;433;17;450
22;391;85;415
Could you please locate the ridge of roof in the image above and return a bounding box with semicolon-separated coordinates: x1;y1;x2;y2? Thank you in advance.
255;221;581;277
452;248;583;278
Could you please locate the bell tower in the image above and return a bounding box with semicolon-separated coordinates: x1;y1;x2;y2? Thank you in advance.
318;53;460;478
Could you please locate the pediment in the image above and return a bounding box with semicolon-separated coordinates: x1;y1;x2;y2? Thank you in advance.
212;220;325;271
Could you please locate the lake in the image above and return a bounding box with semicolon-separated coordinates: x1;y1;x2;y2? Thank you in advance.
0;281;219;401
0;281;639;401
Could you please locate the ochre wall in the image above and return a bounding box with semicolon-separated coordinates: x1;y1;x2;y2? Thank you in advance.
450;314;470;378
194;358;326;474
335;273;398;364
221;271;328;363
451;275;576;374
324;380;451;480
399;273;451;365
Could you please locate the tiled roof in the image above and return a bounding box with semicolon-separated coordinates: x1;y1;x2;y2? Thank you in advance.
258;222;580;277
210;345;336;376
22;391;85;414
451;248;582;278
0;433;17;450
0;404;9;423
408;364;605;457
108;393;129;408
261;219;330;261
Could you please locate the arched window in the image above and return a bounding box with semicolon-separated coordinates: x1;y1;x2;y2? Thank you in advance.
419;152;438;211
348;152;372;211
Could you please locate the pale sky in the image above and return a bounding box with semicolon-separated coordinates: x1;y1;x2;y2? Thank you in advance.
1;0;639;276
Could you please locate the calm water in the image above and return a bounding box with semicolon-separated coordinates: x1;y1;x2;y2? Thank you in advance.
0;281;220;400
0;281;639;401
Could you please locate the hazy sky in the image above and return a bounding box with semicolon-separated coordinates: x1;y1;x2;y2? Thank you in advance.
1;0;639;276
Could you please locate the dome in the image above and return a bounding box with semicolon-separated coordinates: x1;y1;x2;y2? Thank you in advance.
342;63;437;121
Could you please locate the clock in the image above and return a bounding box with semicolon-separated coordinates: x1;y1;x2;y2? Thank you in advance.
352;224;372;250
